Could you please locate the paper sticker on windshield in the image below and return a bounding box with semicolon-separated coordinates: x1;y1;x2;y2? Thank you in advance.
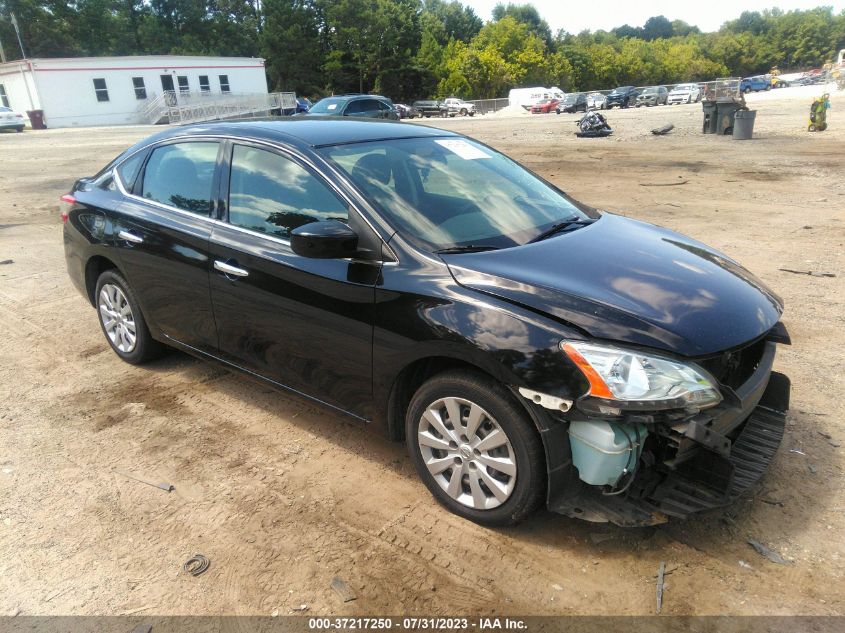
435;139;491;160
327;103;338;110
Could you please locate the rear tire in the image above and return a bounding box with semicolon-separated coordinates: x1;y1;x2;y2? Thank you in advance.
406;370;545;526
95;269;164;365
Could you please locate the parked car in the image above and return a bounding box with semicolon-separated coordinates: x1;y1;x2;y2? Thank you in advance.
61;120;791;528
586;92;606;109
444;97;476;117
304;95;400;120
0;106;26;132
636;86;669;107
394;103;421;119
295;97;312;114
605;86;639;108
556;93;587;113
740;76;771;93
530;98;561;114
412;100;448;118
666;83;701;104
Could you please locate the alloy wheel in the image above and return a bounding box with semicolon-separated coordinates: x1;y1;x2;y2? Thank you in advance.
98;283;137;353
417;396;517;510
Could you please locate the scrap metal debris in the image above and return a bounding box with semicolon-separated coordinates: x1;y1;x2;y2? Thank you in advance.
291;604;309;613
182;554;210;577
651;124;675;135
656;561;666;614
779;268;836;278
747;539;790;565
116;471;174;492
331;577;357;603
738;560;754;570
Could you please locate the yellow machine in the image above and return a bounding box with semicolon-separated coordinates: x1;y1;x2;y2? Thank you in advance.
808;93;830;132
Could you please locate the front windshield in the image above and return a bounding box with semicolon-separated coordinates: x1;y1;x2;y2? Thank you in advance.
643;88;657;94
309;98;346;114
563;95;576;103
610;87;630;94
319;137;589;252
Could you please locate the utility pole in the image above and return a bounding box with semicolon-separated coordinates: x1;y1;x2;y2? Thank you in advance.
10;12;26;59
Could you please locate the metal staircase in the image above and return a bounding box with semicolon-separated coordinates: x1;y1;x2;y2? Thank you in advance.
138;91;297;126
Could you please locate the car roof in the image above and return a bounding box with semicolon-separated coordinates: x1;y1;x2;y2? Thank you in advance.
126;119;459;151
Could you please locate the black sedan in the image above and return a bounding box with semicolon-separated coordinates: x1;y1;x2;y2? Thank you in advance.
62;120;791;528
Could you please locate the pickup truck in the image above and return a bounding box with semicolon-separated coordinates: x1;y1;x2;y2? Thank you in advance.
740;76;771;93
444;97;476;117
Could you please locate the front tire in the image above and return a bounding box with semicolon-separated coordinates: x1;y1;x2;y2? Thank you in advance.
406;370;545;526
95;269;163;364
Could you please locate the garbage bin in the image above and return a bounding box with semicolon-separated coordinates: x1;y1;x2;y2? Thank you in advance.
26;110;46;129
733;109;757;140
715;101;741;135
701;101;717;134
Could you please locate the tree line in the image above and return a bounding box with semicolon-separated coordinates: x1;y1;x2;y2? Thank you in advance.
1;1;843;101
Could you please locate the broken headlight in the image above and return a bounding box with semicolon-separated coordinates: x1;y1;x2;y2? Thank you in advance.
561;341;722;410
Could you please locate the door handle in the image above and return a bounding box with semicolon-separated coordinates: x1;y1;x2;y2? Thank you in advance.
214;260;249;278
118;230;144;244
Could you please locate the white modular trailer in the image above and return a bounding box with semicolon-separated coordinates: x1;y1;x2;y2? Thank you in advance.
0;55;268;127
508;86;565;109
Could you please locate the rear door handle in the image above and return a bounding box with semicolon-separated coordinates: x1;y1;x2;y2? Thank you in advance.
118;230;144;244
214;260;249;278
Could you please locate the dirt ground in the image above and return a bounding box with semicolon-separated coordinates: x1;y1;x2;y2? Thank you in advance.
1;88;843;617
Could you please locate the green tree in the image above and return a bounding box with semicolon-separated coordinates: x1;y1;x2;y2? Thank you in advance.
261;0;323;94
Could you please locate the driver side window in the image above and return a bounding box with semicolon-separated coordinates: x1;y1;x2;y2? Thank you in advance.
227;145;348;239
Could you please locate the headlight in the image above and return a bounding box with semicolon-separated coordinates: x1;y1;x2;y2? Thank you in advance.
561;341;722;410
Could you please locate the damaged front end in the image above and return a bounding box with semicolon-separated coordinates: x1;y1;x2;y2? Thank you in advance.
535;324;791;527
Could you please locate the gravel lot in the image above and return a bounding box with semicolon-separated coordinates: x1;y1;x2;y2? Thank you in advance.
1;87;843;616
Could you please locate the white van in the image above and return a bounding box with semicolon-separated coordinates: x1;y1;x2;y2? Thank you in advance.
508;86;565;109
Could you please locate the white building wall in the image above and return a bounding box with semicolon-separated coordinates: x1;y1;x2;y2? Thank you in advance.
0;55;268;128
0;61;42;112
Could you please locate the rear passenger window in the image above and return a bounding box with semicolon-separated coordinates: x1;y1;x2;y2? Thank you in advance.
142;142;219;214
228;145;348;239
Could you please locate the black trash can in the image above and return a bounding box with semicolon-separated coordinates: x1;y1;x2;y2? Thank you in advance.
26;110;46;129
715;101;741;135
701;101;717;134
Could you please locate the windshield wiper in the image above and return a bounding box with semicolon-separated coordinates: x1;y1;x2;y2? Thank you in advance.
434;245;501;254
527;217;596;244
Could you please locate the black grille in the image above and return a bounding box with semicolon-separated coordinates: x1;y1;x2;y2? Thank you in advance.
698;337;767;390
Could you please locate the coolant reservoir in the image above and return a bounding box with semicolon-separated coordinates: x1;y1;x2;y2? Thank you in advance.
568;420;647;487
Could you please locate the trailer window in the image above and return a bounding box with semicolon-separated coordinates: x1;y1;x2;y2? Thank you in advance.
93;78;109;102
132;77;147;100
177;76;189;93
0;84;8;108
219;75;230;93
199;75;210;92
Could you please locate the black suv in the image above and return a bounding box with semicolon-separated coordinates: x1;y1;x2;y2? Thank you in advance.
412;100;448;118
605;86;639;109
61;120;790;529
304;94;399;120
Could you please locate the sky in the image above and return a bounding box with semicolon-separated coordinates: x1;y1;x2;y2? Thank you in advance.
461;0;845;34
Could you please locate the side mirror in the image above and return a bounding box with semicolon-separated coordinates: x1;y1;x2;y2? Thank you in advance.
290;220;358;259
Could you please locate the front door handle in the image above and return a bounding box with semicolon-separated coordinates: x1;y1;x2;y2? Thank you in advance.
214;260;249;278
118;229;144;244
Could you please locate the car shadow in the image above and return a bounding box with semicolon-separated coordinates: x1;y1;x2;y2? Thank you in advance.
137;351;834;562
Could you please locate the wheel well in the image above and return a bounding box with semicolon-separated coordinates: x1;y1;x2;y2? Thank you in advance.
84;256;118;306
387;356;499;442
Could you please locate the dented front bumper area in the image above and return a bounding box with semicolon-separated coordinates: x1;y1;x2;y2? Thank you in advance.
547;337;791;527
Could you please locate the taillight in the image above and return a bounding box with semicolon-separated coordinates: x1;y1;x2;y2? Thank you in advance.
59;194;75;224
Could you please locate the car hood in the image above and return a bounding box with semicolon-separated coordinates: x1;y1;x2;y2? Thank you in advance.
670;88;693;94
443;214;783;357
